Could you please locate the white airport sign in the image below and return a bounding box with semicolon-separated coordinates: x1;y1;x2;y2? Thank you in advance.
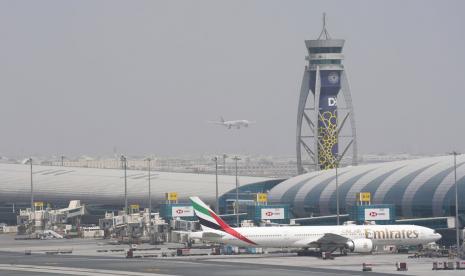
172;206;194;217
261;208;285;220
364;208;390;220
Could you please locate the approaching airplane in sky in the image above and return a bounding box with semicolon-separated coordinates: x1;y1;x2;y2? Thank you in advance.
189;197;441;254
208;117;255;129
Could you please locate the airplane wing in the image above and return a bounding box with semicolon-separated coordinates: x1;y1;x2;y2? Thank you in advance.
207;121;225;125
307;233;349;252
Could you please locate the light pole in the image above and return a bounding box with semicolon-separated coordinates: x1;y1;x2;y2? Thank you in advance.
61;155;65;166
452;151;460;253
222;154;228;175
232;156;241;226
146;157;152;214
333;154;340;225
212;156;219;214
120;155;128;213
25;158;33;211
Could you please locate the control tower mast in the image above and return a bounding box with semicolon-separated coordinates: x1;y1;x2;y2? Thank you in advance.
296;14;358;173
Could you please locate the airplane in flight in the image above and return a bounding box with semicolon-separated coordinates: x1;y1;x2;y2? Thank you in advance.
189;197;441;255
208;117;255;129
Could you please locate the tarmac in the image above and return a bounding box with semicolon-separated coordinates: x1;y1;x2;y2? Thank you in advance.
0;234;463;276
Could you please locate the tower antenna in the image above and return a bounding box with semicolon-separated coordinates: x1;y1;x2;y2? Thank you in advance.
318;12;331;40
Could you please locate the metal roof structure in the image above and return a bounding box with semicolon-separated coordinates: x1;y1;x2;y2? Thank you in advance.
0;163;273;207
2;155;464;220
269;155;465;218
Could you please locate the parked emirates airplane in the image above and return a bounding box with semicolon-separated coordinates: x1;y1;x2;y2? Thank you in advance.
189;197;441;254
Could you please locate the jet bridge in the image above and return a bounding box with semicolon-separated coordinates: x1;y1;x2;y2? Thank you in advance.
17;200;86;237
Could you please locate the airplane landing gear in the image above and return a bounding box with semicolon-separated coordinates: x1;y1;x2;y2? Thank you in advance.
321;252;334;260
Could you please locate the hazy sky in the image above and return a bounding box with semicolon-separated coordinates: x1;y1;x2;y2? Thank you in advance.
1;0;464;158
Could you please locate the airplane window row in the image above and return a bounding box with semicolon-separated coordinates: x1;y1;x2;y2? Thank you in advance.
245;234;281;238
295;233;320;237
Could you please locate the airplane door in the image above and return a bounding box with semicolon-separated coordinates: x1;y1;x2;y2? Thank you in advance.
282;229;291;247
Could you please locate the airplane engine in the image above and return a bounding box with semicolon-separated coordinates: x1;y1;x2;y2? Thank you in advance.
345;239;373;253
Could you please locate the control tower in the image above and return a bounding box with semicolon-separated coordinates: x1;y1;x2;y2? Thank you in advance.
296;14;357;173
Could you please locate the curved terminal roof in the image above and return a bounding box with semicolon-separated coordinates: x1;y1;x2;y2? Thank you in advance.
0;163;273;207
2;155;464;219
268;155;465;218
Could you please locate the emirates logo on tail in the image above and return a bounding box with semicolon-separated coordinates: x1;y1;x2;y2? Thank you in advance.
190;196;257;245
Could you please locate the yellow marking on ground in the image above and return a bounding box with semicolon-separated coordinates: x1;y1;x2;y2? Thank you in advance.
144;267;161;272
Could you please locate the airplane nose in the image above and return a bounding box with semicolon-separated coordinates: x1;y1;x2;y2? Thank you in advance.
434;233;442;240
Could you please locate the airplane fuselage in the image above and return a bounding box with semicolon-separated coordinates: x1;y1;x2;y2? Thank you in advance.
196;224;440;249
223;120;250;129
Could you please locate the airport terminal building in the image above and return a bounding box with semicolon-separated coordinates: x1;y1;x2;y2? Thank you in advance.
0;163;276;222
268;155;465;219
0;155;464;225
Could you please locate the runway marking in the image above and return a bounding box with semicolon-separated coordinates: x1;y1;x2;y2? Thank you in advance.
201;260;366;276
164;260;235;267
266;267;357;276
0;264;175;276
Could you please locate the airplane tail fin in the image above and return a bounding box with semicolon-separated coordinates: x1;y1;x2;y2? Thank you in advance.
220;116;225;123
189;196;257;245
190;196;228;231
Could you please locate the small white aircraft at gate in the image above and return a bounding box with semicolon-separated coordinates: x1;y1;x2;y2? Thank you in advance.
208;117;255;129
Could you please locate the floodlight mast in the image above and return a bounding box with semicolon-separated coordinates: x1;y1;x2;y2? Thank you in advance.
451;151;460;253
333;154;341;225
145;157;152;213
212;156;219;214
233;156;241;226
120;155;128;213
25;158;33;211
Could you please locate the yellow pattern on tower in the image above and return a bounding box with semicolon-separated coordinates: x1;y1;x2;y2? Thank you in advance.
318;110;338;169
